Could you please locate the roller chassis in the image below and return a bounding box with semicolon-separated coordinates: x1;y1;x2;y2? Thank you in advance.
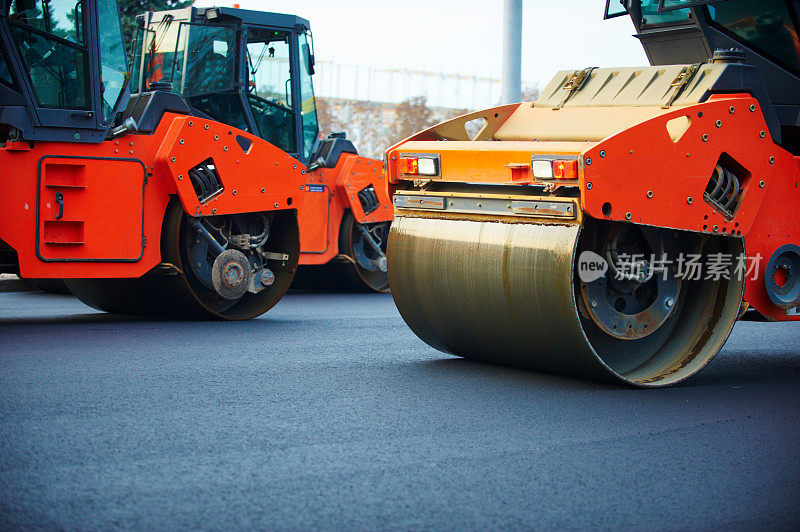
0;112;304;280
134;6;393;293
0;0;314;318
386;63;799;385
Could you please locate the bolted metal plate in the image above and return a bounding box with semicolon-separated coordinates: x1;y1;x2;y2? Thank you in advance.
510;200;575;218
393;192;577;219
393;195;446;210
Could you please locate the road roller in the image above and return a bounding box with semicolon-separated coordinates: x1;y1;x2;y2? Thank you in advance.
132;6;392;292
0;0;307;319
385;0;800;386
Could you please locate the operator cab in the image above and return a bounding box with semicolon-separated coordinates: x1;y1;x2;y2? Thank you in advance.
132;7;319;164
605;0;800;151
0;0;130;143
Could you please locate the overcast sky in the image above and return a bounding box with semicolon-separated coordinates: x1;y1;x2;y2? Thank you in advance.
195;0;649;88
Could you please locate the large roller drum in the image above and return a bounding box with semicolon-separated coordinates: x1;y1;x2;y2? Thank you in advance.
388;215;744;387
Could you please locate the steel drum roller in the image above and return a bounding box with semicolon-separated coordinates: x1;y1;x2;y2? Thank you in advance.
388;215;744;387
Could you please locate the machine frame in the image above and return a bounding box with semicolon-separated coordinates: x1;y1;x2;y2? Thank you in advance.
132;6;393;291
383;0;800;386
0;0;308;319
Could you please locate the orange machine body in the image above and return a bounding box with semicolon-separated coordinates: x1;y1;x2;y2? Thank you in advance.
0;113;305;279
387;94;799;322
133;6;393;280
298;153;391;265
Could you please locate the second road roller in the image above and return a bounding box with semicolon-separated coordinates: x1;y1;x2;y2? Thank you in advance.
0;0;306;319
131;6;392;292
385;0;800;386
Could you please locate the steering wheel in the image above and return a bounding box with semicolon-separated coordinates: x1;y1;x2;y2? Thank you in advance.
249;93;292;114
31;44;60;68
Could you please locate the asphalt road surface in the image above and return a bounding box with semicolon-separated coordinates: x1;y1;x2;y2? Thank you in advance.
1;288;799;529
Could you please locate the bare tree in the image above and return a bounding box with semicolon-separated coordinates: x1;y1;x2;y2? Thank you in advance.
392;96;436;142
316;98;345;136
315;96;476;159
522;84;541;102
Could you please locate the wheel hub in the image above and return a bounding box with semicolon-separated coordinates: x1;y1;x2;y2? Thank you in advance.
211;249;251;300
765;244;800;308
222;261;244;287
580;225;681;340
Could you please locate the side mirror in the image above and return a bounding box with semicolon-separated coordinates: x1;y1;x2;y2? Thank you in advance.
301;43;315;75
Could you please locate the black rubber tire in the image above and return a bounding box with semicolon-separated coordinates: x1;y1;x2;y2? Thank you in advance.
292;212;390;293
337;212;390;293
24;278;71;295
66;201;299;320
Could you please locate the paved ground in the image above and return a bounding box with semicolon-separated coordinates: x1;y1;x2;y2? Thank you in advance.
1;287;798;530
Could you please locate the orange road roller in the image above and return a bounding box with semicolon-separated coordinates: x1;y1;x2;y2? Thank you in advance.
132;6;392;292
385;0;800;386
0;0;310;319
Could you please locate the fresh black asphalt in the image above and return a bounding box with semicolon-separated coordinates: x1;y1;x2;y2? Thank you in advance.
1;289;799;529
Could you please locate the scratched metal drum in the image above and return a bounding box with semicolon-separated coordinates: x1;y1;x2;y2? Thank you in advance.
387;215;745;386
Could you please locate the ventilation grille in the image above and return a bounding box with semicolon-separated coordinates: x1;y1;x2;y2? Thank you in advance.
189;158;223;204
358;185;380;215
703;162;743;219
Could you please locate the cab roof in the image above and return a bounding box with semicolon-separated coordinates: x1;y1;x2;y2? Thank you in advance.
194;6;311;32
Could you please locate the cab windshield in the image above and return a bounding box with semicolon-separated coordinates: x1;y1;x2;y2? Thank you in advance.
245;28;295;153
298;32;318;161
96;0;128;122
5;0;127;119
5;0;90;109
0;47;14;87
133;17;320;160
706;0;800;75
639;0;692;27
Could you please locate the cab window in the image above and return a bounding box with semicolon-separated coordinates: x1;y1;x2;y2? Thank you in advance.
246;28;295;154
6;0;90;109
298;32;318;161
189;93;250;133
97;0;128;122
177;24;236;94
639;0;692;27
659;0;718;9
131;15;182;92
706;0;800;75
0;47;14;87
605;0;629;19
9;0;83;42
